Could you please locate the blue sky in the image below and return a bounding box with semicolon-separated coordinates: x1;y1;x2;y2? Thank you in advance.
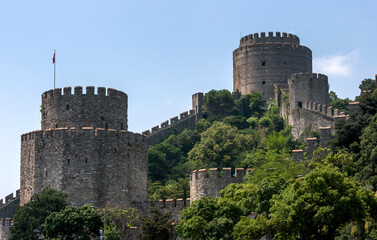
0;0;376;199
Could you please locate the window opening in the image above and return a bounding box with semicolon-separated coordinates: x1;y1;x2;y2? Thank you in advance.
261;61;266;66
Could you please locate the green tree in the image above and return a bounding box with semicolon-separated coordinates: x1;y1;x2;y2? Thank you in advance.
188;121;253;168
203;89;238;120
98;206;140;240
10;188;67;240
45;205;102;240
267;166;377;239
140;208;174;240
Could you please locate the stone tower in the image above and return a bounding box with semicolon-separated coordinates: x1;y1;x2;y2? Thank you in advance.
20;86;148;208
233;32;312;100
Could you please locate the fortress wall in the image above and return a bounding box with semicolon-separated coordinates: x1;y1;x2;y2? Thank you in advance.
0;218;12;240
0;190;20;219
144;113;198;145
133;198;190;221
289;108;335;139
288;73;329;108
20;128;148;208
143;92;204;145
233;32;312;100
190;168;246;202
41;87;128;131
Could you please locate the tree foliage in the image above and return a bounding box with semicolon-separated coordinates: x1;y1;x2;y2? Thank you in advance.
45;205;102;240
188;121;253;168
140;208;174;240
10;188;67;240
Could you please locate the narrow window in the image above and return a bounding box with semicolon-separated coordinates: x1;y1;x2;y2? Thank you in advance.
284;61;287;65
121;123;124;130
46;170;48;177
261;61;266;66
262;81;266;85
114;148;117;153
105;122;108;129
67;159;70;165
66;104;69;110
55;124;58;128
85;158;88;164
298;102;303;108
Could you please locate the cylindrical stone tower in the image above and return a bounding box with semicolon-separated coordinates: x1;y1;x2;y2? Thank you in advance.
41;86;128;131
233;32;312;101
21;87;148;209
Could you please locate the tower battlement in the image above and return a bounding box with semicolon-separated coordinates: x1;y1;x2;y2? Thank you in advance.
233;32;312;100
41;86;128;131
190;168;250;202
240;32;300;47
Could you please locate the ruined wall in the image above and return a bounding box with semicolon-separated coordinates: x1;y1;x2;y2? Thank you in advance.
190;168;247;202
21;128;148;208
143;93;204;145
41;87;128;131
233;32;312;101
0;219;11;240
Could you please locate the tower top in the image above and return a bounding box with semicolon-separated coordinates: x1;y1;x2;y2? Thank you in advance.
240;32;300;47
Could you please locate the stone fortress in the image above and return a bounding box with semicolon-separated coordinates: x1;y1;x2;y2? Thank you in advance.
0;32;367;239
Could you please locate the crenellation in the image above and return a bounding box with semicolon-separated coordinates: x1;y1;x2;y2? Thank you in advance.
151;125;159;133
161;120;169;128
97;87;106;95
74;86;82;95
64;87;71;95
107;88;117;97
292;149;304;163
320;127;332;147
170;116;178;124
306;138;318;160
190;167;248;202
5;194;14;204
86;86;95;95
53;88;62;96
180;111;188;119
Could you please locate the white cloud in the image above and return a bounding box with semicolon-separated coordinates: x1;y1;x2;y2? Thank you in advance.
313;50;359;76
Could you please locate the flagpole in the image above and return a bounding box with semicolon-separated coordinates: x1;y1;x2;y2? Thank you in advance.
54;49;56;89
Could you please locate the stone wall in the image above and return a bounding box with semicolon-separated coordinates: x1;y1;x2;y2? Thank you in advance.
143;93;204;145
0;190;20;219
190;168;248;202
233;32;312;101
21;128;148;208
133;198;190;221
288;73;329;108
0;219;11;240
41;87;128;131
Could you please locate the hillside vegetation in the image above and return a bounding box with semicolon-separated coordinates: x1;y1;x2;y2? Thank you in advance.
150;78;377;239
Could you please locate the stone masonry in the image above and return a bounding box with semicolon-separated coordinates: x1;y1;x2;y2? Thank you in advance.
20;87;148;208
233;32;312;101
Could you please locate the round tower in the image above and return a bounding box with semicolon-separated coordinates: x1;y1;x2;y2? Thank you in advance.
21;87;148;209
233;32;312;100
41;86;128;131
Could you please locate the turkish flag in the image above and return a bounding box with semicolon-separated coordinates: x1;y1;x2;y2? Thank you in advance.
52;52;55;64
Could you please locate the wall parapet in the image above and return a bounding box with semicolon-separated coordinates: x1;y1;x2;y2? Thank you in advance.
43;86;127;98
0;190;20;208
21;128;146;143
303;101;346;119
143;110;198;136
240;32;300;46
234;42;311;55
190;168;247;181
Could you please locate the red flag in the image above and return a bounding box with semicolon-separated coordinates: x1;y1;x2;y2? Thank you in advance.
52;52;55;64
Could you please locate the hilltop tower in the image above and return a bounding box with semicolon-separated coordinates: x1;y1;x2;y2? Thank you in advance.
233;32;312;100
20;86;148;208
